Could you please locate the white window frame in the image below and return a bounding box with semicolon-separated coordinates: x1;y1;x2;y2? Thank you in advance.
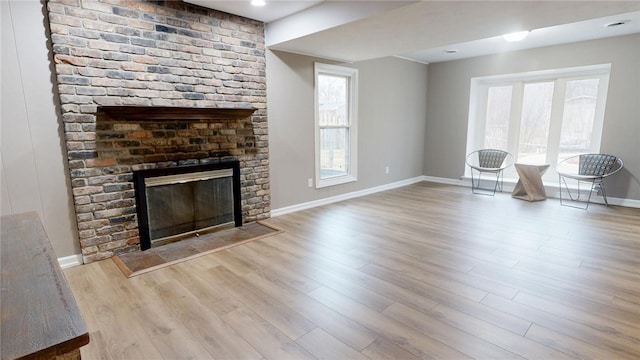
314;62;359;188
465;64;611;182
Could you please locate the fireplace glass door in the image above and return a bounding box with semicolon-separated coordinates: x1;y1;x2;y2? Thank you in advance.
133;161;242;250
144;169;234;245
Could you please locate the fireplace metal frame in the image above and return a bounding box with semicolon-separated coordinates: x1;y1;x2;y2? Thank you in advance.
133;160;242;250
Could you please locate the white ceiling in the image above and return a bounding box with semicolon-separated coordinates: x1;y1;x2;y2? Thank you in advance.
185;1;640;64
186;0;325;23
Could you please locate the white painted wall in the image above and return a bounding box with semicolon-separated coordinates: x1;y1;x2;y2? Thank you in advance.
1;0;79;258
266;51;428;210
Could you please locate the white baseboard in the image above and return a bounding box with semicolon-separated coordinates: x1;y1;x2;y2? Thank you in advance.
422;175;466;187
272;175;639;217
430;175;640;208
58;254;83;269
607;197;640;208
271;176;425;217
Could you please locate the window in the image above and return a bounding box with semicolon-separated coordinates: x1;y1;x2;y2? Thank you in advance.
314;63;358;188
466;64;610;182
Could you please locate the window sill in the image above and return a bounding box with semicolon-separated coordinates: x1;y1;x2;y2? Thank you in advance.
316;174;357;189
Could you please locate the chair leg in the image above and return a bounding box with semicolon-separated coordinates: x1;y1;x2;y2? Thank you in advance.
559;175;582;201
470;169;500;196
559;175;596;210
471;169;478;194
584;183;595;210
597;181;609;206
471;168;483;194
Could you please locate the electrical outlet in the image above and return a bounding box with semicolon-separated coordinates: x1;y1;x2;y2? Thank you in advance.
385;166;389;174
307;178;313;188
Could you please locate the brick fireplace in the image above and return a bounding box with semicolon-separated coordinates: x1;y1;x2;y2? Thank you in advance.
46;0;270;263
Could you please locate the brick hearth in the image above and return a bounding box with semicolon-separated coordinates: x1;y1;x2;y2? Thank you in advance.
47;0;269;263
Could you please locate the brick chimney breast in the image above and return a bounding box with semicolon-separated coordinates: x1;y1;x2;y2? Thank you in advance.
47;0;269;263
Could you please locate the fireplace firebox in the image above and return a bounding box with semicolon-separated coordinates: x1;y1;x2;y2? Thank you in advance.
133;161;242;250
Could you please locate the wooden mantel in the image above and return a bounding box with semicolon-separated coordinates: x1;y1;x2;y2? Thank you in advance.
99;106;257;121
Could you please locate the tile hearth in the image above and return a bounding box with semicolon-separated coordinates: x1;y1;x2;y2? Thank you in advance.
112;222;282;277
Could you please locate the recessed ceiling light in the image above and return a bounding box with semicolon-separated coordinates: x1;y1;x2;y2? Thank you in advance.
502;31;529;42
444;49;459;54
606;20;631;28
251;0;266;6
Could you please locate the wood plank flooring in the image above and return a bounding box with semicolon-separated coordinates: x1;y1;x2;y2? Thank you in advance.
64;182;640;359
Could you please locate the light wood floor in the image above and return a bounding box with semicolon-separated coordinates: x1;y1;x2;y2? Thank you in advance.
64;182;640;359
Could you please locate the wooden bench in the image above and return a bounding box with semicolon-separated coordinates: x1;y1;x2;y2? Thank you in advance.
1;212;89;360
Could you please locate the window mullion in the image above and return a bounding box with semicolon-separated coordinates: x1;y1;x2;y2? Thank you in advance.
546;78;566;168
507;82;524;159
475;84;489;149
590;74;609;152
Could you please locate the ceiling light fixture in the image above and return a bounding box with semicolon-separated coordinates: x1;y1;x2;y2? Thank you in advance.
502;30;529;42
251;0;266;6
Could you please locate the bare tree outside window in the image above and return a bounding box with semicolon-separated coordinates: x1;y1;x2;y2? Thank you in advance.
559;79;600;162
518;82;554;164
468;64;610;183
484;85;512;150
318;74;349;178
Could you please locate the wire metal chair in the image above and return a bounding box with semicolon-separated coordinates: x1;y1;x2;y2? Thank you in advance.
557;153;623;209
466;149;514;196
